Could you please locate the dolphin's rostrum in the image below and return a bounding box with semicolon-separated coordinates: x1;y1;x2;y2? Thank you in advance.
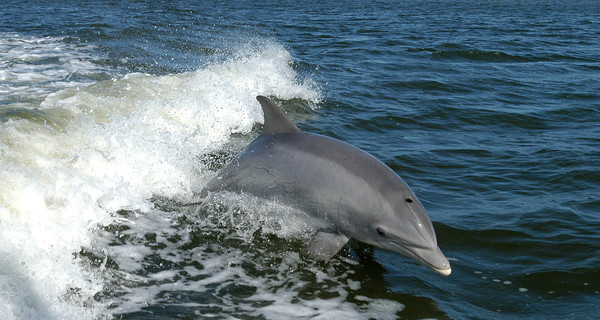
203;96;451;276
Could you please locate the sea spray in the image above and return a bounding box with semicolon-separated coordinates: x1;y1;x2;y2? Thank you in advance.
0;36;320;319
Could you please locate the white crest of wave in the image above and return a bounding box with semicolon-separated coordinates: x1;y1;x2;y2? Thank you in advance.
0;39;320;320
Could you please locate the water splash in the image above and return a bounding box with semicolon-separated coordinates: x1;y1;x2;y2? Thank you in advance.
0;35;321;320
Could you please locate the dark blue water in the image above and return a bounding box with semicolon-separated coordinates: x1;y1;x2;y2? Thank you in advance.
1;1;599;319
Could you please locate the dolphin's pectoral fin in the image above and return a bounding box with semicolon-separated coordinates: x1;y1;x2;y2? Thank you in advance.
304;229;349;261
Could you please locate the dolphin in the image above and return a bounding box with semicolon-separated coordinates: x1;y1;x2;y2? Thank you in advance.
202;96;451;276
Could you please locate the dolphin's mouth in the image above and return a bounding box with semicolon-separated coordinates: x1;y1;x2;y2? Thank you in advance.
410;246;452;276
390;241;452;276
429;264;452;276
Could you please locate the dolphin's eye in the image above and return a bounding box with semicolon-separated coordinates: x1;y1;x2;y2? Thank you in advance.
405;198;413;203
376;228;386;237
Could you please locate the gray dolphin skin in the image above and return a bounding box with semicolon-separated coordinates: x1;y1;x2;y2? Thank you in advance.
203;96;451;276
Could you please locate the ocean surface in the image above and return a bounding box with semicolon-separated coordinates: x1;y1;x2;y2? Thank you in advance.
1;1;599;319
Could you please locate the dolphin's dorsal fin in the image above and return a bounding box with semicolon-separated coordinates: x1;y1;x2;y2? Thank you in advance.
257;96;300;135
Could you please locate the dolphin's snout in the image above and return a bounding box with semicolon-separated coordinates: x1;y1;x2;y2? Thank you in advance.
436;266;452;276
411;245;452;276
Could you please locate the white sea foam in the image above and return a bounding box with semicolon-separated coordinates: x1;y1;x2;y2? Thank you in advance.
0;33;108;107
0;35;322;319
94;206;402;320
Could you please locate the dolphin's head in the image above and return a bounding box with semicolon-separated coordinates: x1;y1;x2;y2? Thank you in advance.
353;187;452;276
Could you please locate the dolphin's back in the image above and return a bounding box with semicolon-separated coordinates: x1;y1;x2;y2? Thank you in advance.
204;130;407;229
